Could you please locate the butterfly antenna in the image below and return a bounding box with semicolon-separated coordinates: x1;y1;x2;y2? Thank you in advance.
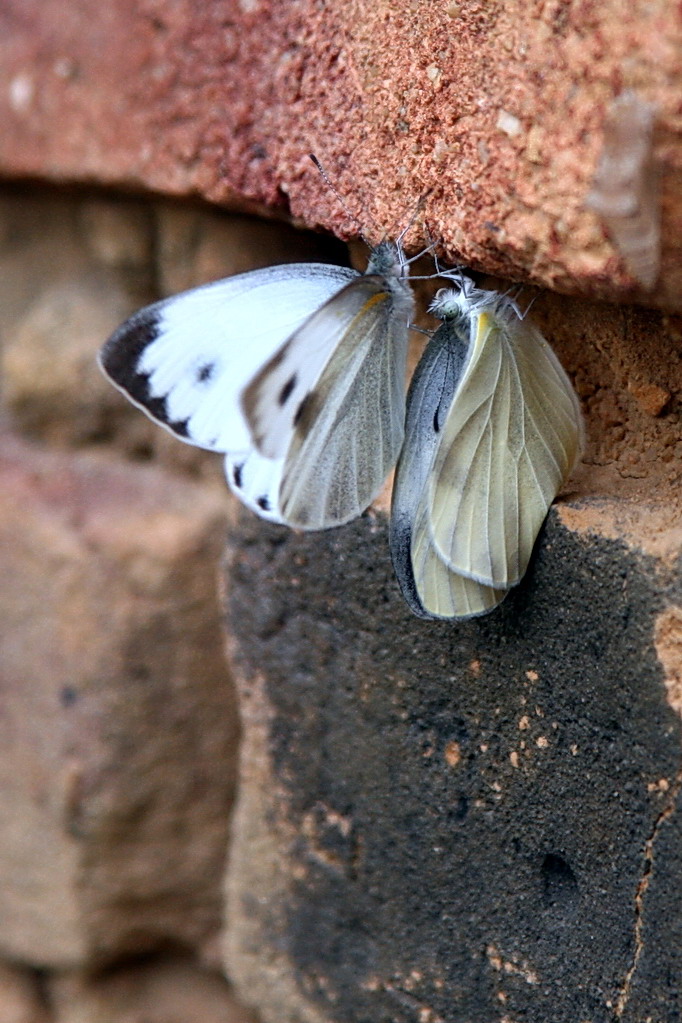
494;282;528;320
517;289;539;321
309;154;372;247
395;189;432;248
438;264;469;291
404;221;451;279
405;237;439;268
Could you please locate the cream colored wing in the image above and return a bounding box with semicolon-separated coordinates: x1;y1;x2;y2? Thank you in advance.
428;305;583;588
390;323;507;619
412;504;508;618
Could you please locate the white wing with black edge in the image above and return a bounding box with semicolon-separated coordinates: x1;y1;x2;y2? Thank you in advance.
98;262;357;453
99;241;416;532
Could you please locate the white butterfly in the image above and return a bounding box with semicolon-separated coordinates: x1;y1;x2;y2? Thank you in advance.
390;275;584;620
99;243;414;529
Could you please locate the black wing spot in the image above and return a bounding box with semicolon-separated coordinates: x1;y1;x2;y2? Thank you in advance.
232;462;244;488
279;374;297;406
196;361;216;384
257;495;271;511
433;407;441;434
172;417;190;438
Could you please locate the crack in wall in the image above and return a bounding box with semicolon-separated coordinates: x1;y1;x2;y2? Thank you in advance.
614;762;682;1018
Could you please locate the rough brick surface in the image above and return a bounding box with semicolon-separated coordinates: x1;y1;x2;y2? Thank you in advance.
0;177;679;1019
222;503;682;1023
0;1;680;306
0;435;236;967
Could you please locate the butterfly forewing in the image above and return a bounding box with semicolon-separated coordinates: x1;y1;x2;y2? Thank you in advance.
279;275;413;529
99;263;356;452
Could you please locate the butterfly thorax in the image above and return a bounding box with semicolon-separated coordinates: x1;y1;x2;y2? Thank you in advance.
429;289;473;335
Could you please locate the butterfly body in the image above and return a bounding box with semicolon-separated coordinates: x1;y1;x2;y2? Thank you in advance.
391;277;583;621
99;243;414;530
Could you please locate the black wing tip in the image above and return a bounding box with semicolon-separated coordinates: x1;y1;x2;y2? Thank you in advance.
99;310;192;440
100;309;162;387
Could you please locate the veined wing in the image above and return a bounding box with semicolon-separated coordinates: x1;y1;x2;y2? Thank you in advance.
391;321;507;619
273;275;413;529
428;306;583;587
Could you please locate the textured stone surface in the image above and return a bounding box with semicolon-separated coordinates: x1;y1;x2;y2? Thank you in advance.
0;962;48;1023
0;434;236;967
0;178;678;1017
222;502;682;1023
49;957;258;1023
0;2;680;306
0;189;346;477
0;190;155;449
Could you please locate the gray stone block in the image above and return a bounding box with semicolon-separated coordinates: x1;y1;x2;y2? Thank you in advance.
223;504;682;1023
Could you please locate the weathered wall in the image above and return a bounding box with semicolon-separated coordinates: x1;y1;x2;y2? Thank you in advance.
0;1;681;305
223;509;682;1023
0;192;303;1021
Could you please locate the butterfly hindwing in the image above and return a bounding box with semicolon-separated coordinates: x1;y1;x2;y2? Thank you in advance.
428;297;583;587
278;275;412;528
241;274;389;460
240;245;414;530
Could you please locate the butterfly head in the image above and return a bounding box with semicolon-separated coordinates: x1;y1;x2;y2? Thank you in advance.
366;240;409;282
431;271;524;329
429;286;471;325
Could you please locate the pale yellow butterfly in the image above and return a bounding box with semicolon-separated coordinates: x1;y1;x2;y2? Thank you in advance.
391;275;583;620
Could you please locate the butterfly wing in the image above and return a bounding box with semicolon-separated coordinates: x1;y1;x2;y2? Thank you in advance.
98;263;357;453
428;302;583;588
224;450;285;524
390;324;507;619
411;521;508;619
243;273;414;530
